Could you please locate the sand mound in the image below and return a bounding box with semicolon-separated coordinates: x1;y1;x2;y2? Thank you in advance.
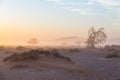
3;49;72;62
4;55;102;80
1;49;104;80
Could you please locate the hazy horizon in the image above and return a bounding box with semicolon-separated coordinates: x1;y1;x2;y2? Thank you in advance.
0;0;120;45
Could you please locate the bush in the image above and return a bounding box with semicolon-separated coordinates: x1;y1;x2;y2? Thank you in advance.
16;46;27;51
69;48;80;52
106;50;120;58
106;54;120;58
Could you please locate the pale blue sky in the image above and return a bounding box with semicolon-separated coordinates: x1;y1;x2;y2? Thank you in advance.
0;0;120;44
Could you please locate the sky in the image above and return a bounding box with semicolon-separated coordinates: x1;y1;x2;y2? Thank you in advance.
0;0;120;45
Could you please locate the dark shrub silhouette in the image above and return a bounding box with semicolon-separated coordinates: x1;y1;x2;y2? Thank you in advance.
16;46;27;51
69;48;80;52
106;50;120;58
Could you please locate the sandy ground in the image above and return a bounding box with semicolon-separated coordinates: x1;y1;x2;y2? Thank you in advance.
0;51;102;80
60;49;120;80
0;49;119;80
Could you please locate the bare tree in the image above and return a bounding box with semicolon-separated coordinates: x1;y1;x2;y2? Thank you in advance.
28;38;39;46
86;27;107;48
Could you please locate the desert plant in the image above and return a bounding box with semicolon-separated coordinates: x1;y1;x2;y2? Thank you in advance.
106;50;120;58
16;46;26;51
106;54;120;58
69;48;80;52
86;27;107;48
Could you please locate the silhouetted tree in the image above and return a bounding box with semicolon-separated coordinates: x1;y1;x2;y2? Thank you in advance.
86;27;107;48
28;38;39;46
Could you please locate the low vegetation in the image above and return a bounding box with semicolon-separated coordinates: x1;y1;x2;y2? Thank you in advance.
106;54;120;58
3;51;39;62
16;46;27;51
106;50;120;58
3;48;72;62
69;48;80;52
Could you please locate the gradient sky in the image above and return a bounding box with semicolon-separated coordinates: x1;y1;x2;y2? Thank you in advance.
0;0;120;45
